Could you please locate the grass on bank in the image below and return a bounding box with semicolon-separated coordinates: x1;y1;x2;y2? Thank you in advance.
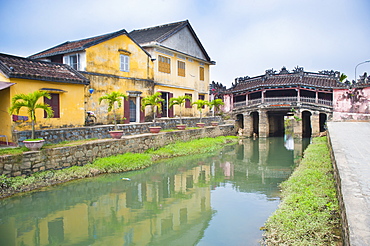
0;136;237;198
262;137;341;246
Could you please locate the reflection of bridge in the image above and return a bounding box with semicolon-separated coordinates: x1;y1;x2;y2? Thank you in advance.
222;67;346;138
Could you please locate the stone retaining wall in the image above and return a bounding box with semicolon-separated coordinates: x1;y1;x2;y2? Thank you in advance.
1;124;235;177
326;133;350;246
13;117;222;146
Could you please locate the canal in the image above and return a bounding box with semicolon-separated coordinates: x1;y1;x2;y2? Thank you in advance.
0;137;309;246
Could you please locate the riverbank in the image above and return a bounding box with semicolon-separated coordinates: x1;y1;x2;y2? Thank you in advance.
0;136;237;199
262;136;342;245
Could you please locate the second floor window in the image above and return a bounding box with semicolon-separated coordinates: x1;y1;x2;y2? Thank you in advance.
178;61;185;77
65;54;80;70
199;67;205;81
120;54;130;72
159;55;171;73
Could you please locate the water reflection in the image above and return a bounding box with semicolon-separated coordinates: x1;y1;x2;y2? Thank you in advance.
0;137;309;246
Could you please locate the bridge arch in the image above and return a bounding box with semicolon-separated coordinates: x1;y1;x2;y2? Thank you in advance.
236;114;244;130
302;110;312;138
319;113;328;132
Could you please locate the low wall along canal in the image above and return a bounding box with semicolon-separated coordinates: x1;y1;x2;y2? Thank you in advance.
0;137;308;245
1;124;235;177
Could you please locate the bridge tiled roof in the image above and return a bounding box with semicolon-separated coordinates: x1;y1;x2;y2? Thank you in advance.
0;53;89;84
228;70;347;94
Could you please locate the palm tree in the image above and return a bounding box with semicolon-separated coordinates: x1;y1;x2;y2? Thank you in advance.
99;91;128;130
141;92;165;126
208;99;224;117
169;95;191;125
339;73;348;83
192;99;209;123
8;90;54;139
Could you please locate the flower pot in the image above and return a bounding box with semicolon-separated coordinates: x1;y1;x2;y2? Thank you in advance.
196;123;205;128
109;130;124;139
149;126;161;133
23;139;45;151
176;125;186;130
211;122;219;126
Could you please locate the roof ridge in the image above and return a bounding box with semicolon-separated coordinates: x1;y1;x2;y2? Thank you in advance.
131;20;188;33
156;21;188;42
29;29;128;58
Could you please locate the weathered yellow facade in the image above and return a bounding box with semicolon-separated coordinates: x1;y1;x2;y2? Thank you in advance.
129;20;215;118
82;34;155;124
0;54;88;145
30;30;155;124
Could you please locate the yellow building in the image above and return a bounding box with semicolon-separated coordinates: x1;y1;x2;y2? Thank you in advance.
130;20;216;117
0;53;89;145
30;29;155;124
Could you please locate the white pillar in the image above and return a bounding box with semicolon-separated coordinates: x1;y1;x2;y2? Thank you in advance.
136;96;141;123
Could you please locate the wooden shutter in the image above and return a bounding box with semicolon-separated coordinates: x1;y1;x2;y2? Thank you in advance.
199;67;204;81
185;93;192;108
168;93;174;117
44;93;59;118
124;98;130;123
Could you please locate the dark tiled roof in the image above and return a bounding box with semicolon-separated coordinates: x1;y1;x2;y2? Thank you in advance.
29;29;128;59
228;72;346;93
129;20;212;62
129;20;188;44
0;53;89;84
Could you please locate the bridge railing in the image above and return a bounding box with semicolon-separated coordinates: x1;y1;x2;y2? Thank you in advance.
233;96;333;108
265;97;297;103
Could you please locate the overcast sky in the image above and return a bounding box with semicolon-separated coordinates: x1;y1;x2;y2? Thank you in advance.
1;0;369;87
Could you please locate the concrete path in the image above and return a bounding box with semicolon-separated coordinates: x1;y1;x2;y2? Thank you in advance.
328;122;370;246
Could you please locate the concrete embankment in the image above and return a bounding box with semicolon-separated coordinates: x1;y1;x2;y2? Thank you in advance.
1;124;235;177
328;122;370;245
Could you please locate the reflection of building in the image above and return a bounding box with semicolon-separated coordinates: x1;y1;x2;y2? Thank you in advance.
0;164;212;245
217;138;305;196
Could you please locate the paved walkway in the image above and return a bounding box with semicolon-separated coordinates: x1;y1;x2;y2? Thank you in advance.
328;122;370;245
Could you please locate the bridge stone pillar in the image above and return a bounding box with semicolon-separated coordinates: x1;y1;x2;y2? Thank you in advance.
293;110;302;138
311;111;320;136
259;110;269;138
243;113;253;137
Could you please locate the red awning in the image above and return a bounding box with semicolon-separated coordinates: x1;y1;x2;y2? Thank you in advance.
0;82;15;91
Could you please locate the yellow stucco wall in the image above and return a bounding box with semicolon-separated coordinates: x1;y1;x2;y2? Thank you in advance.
1;78;86;142
150;51;211;117
84;35;155;124
85;34;154;80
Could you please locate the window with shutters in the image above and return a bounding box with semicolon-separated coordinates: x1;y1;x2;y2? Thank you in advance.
199;67;205;81
64;54;80;70
177;61;185;77
158;55;171;73
120;54;130;72
44;93;60;118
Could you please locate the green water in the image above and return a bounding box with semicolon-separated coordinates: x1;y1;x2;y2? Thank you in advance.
0;137;309;246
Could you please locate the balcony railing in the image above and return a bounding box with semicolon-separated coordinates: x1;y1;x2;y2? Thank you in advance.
233;96;332;108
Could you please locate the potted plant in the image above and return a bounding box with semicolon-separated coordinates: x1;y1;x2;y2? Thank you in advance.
169;95;191;130
209;98;224;126
141;92;165;133
99;91;128;139
192;99;209;128
8;90;54;150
